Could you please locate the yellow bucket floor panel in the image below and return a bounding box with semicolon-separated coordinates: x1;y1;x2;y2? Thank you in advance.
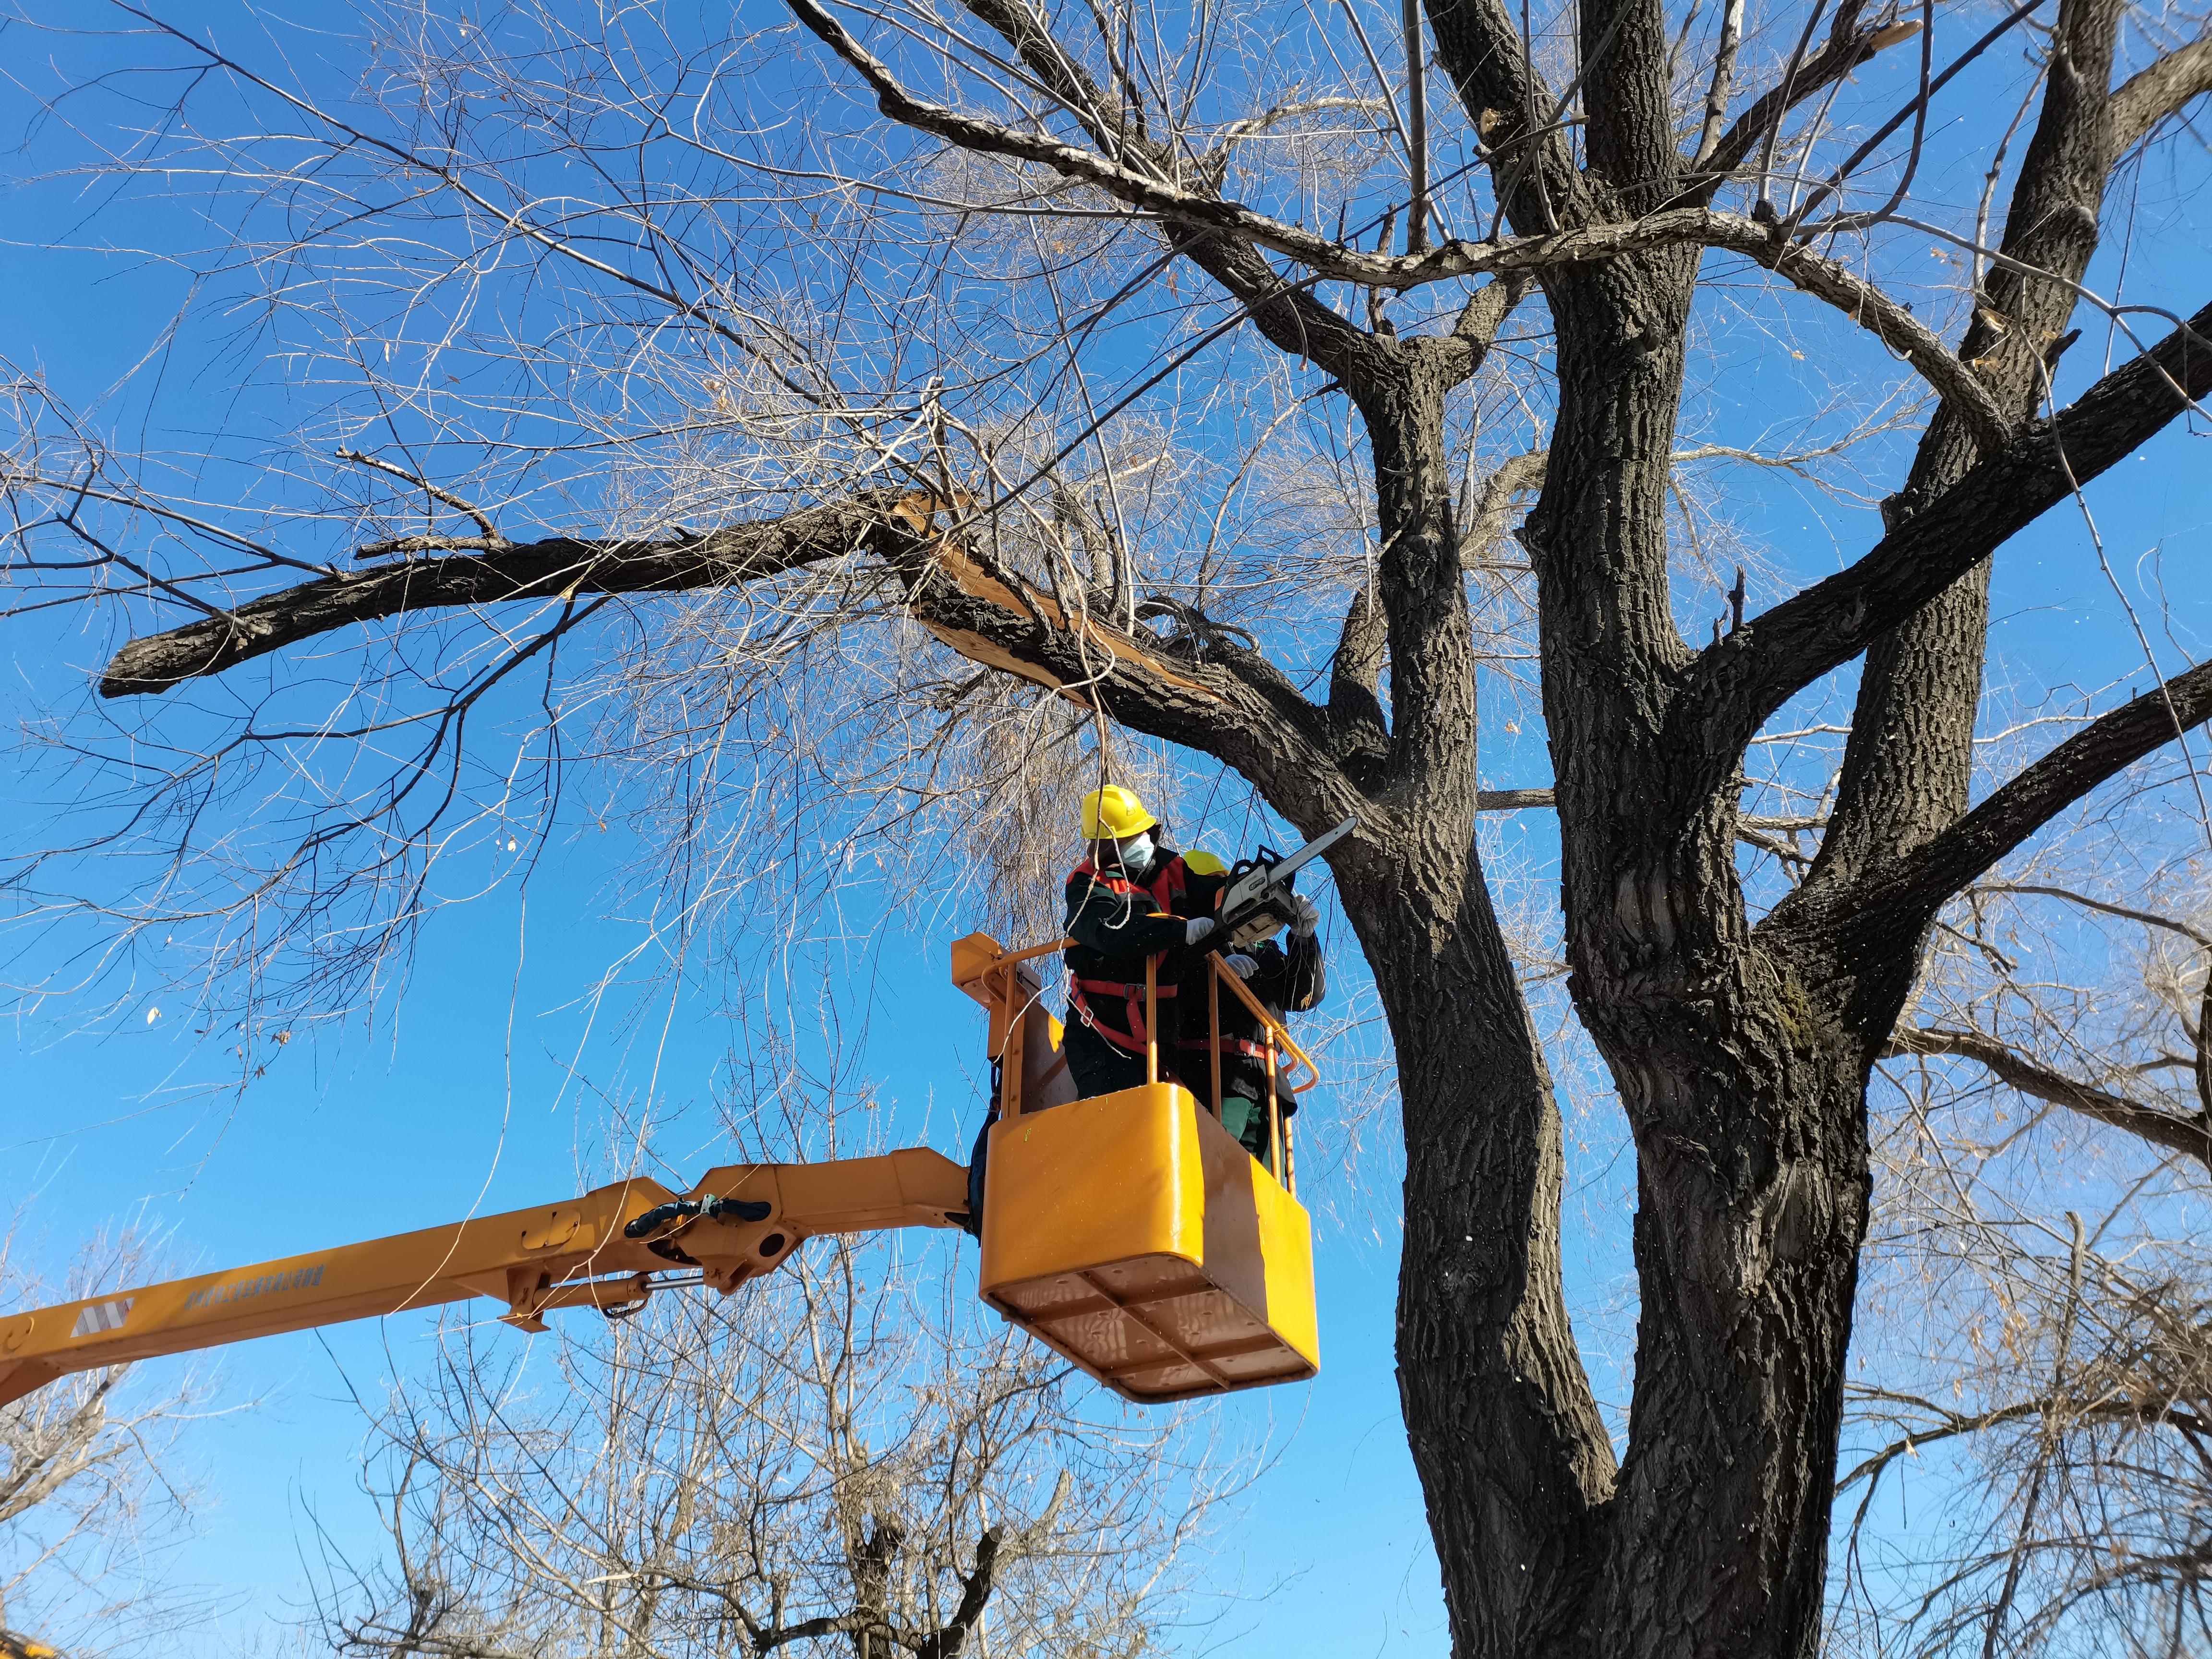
993;1251;1313;1397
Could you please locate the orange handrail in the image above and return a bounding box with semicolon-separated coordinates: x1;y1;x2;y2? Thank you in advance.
992;938;1074;972
953;931;1320;1192
1145;955;1160;1084
1208;953;1320;1093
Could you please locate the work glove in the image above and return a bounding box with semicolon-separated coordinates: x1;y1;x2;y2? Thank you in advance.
1290;896;1321;938
1184;916;1217;947
1225;954;1259;979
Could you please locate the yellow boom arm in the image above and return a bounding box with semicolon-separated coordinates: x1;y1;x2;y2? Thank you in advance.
0;1149;968;1410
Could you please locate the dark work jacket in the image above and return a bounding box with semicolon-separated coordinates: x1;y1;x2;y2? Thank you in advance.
1062;848;1197;1052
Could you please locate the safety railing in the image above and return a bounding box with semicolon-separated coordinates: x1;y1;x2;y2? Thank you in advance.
1195;950;1316;1190
951;933;1318;1196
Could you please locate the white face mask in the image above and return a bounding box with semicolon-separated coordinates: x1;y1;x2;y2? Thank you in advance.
1116;832;1154;873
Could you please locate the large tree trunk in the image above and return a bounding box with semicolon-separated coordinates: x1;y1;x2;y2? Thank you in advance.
1581;939;1875;1656
1525;242;1882;1654
1328;325;1620;1656
1350;847;1616;1655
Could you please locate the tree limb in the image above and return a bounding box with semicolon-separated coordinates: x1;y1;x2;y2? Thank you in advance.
1427;0;1590;233
1692;0;1750;166
943;0;1374;376
906;1525;1003;1659
1838;1387;2212;1494
98;495;931;698
1677;298;2212;783
1580;0;1688;216
1883;1025;2212;1166
2110;33;2212;155
88;469;1369;856
1452;271;1535;346
892;535;1367;828
1328;582;1389;755
1465;448;1547;555
1973;882;2212;950
1743;228;2009;449
1700;0;1904;176
1879;653;2212;922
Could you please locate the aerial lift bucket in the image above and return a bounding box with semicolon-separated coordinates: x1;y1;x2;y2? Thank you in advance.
0;934;1319;1414
951;934;1320;1403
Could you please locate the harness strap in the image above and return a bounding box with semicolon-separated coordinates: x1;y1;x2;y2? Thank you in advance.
1072;856;1193;914
1063;855;1196;1056
1068;975;1177;1054
1073;977;1179;1000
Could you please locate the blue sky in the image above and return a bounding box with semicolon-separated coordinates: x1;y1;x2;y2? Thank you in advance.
5;823;1453;1653
4;0;2210;1654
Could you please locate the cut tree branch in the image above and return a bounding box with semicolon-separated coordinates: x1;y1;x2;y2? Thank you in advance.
88;472;1367;846
890;533;1365;826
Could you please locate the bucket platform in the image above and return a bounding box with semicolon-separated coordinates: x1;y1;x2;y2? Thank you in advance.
952;934;1320;1403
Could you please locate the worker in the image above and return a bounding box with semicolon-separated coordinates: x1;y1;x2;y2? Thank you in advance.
1172;862;1325;1166
1062;784;1216;1100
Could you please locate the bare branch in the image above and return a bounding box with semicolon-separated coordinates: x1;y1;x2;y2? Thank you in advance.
1700;0;1917;176
1682;299;2212;792
1691;0;1748;166
1883;1025;2212;1166
1838;1390;2211;1493
1972;882;2212;950
1326;583;1389;759
1465;448;1547;554
335;449;505;545
1787;0;2047;228
906;1526;1004;1659
1881;653;2212;922
2110;33;2212;155
98;494;934;698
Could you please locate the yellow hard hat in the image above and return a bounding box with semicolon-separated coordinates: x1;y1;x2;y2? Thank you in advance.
1181;849;1227;876
1081;783;1157;841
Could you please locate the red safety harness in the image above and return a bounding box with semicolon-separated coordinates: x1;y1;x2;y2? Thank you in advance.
1065;857;1196;1056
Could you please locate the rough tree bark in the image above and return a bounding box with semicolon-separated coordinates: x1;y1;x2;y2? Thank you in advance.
51;0;2212;1654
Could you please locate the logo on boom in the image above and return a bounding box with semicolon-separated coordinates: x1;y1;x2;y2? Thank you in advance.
184;1263;327;1313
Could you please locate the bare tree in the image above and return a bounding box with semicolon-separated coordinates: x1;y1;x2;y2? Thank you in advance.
309;1182;1234;1658
5;0;2212;1654
0;1233;211;1657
